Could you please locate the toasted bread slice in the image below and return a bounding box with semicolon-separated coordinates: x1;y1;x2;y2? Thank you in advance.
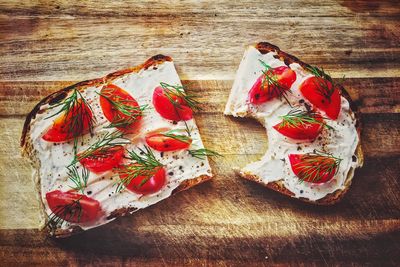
21;55;212;237
225;42;363;205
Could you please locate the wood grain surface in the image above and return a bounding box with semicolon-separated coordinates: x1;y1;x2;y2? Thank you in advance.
0;1;399;266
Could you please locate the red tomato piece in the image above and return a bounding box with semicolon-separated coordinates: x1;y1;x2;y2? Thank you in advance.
273;116;323;140
99;84;142;132
288;154;337;184
299;77;341;120
119;166;166;195
153;86;193;121
248;66;296;104
145;132;192;152
42;99;93;142
78;146;125;173
46;190;101;223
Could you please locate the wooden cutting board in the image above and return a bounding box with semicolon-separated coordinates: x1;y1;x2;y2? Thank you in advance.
1;79;399;266
0;1;399;266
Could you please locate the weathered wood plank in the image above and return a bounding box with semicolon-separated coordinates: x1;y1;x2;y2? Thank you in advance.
0;1;399;81
1;79;399;116
0;222;399;266
1;0;400;18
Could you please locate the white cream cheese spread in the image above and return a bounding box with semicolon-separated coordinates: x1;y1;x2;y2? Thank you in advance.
29;60;212;231
224;46;361;201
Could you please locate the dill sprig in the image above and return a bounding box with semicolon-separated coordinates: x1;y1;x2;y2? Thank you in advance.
306;66;343;103
106;105;148;129
46;88;95;139
188;148;222;160
67;165;90;193
163;129;192;144
259;59;291;105
46;89;95;157
46;198;83;231
278;109;333;130
294;151;342;183
160;82;201;111
71;131;130;165
160;82;201;136
97;91;148;128
115;146;163;193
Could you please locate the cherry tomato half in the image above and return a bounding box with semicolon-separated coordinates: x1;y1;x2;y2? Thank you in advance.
153;86;193;121
288;154;337;184
248;66;296;105
79;146;125;173
99;84;142;132
299;77;341;120
118;165;166;195
273;115;324;140
145;132;192;151
46;190;101;223
42;99;93;142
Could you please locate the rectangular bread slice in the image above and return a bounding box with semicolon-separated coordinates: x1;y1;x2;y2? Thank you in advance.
21;55;213;237
224;42;363;205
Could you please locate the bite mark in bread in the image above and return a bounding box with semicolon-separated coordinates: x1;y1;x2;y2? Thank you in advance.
225;42;363;205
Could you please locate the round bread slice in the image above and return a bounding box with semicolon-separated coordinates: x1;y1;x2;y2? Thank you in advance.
225;42;363;205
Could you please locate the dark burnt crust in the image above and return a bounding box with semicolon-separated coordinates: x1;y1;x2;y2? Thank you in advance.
172;174;212;195
51;225;84;238
237;42;364;205
21;54;212;238
240;172;350;205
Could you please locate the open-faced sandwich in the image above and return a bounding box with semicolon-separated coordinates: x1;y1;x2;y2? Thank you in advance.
21;55;217;237
224;42;363;205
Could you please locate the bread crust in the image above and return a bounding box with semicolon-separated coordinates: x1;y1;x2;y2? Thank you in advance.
21;54;212;237
233;42;364;205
